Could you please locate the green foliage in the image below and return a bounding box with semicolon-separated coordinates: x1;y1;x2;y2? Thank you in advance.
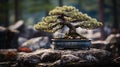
34;6;102;39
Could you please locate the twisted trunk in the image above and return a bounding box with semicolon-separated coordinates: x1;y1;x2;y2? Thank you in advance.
60;22;87;39
58;15;87;39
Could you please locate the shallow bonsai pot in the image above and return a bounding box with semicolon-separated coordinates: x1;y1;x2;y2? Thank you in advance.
52;39;91;50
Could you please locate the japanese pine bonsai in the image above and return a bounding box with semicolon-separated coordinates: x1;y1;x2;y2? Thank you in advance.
34;6;102;40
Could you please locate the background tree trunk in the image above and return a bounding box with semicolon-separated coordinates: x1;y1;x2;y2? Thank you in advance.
99;0;105;40
0;0;9;27
112;0;118;29
58;0;63;6
14;0;21;22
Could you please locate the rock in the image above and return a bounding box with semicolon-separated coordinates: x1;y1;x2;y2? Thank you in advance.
17;48;111;66
0;26;19;49
18;37;28;46
84;54;98;62
0;26;7;49
0;49;17;61
40;51;61;62
8;20;24;30
36;63;53;67
18;47;32;53
60;54;80;64
91;34;119;49
17;49;60;64
88;49;111;62
114;57;120;63
19;37;51;51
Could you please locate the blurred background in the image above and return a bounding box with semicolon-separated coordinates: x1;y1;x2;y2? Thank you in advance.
0;0;120;65
0;0;120;49
0;0;120;27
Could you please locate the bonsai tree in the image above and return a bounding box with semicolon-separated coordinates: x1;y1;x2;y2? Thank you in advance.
34;6;102;39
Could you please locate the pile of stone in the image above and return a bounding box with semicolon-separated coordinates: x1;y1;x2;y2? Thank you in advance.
17;48;111;67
